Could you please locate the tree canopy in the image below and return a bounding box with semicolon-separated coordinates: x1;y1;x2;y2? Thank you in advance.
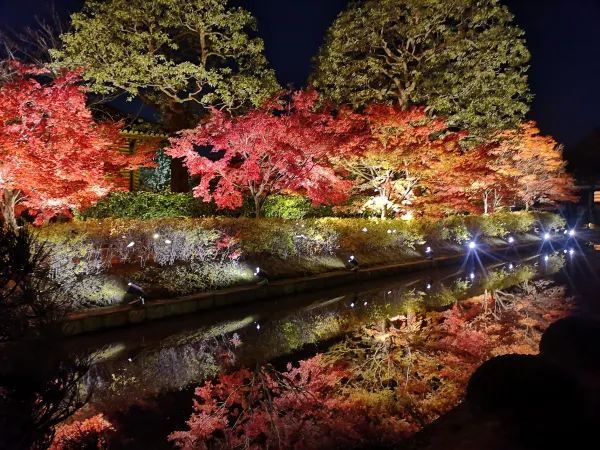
166;91;369;217
311;0;531;133
50;0;280;113
0;65;149;230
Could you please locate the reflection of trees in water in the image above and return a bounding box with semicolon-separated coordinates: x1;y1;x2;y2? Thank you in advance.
0;355;91;450
80;260;553;409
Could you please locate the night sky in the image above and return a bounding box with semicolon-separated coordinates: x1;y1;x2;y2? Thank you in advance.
1;0;599;149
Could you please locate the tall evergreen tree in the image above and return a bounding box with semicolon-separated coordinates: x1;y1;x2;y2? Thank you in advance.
51;0;280;191
311;0;531;134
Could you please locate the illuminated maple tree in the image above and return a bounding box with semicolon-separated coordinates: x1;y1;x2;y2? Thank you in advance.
418;143;499;216
167;90;369;217
334;105;466;218
0;65;151;231
489;122;576;210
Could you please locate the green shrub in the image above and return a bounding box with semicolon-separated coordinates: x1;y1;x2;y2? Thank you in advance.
535;211;566;230
262;195;332;219
78;191;215;219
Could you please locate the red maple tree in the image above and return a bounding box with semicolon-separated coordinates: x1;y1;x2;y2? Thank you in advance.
166;90;369;217
0;64;151;230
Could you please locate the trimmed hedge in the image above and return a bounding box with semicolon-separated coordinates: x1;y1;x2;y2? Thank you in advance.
78;191;215;219
35;211;559;309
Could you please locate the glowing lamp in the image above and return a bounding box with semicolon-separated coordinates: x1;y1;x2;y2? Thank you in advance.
569;248;575;255
164;239;172;244
127;241;135;248
470;272;475;280
543;232;550;240
544;255;549;262
508;236;515;244
426;283;431;290
568;229;575;237
363;301;368;306
256;323;261;330
350;302;355;308
362;227;368;233
509;263;514;270
153;233;160;239
468;241;476;250
425;246;432;253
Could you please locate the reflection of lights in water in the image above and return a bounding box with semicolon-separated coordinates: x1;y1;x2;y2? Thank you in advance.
508;236;515;244
127;241;135;248
543;232;550;240
468;241;476;250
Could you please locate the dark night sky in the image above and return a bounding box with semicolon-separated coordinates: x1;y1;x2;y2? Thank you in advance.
1;0;599;149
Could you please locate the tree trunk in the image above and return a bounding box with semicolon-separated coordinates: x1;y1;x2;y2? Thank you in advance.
162;101;192;193
483;191;489;215
1;189;19;233
254;196;262;218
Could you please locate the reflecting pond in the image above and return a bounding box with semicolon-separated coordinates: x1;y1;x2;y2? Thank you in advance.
3;237;598;449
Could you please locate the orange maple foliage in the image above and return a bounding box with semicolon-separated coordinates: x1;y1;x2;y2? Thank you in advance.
51;414;114;450
489;122;577;210
0;64;152;230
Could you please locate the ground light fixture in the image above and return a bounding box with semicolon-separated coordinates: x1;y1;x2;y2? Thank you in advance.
127;281;146;305
254;267;269;285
